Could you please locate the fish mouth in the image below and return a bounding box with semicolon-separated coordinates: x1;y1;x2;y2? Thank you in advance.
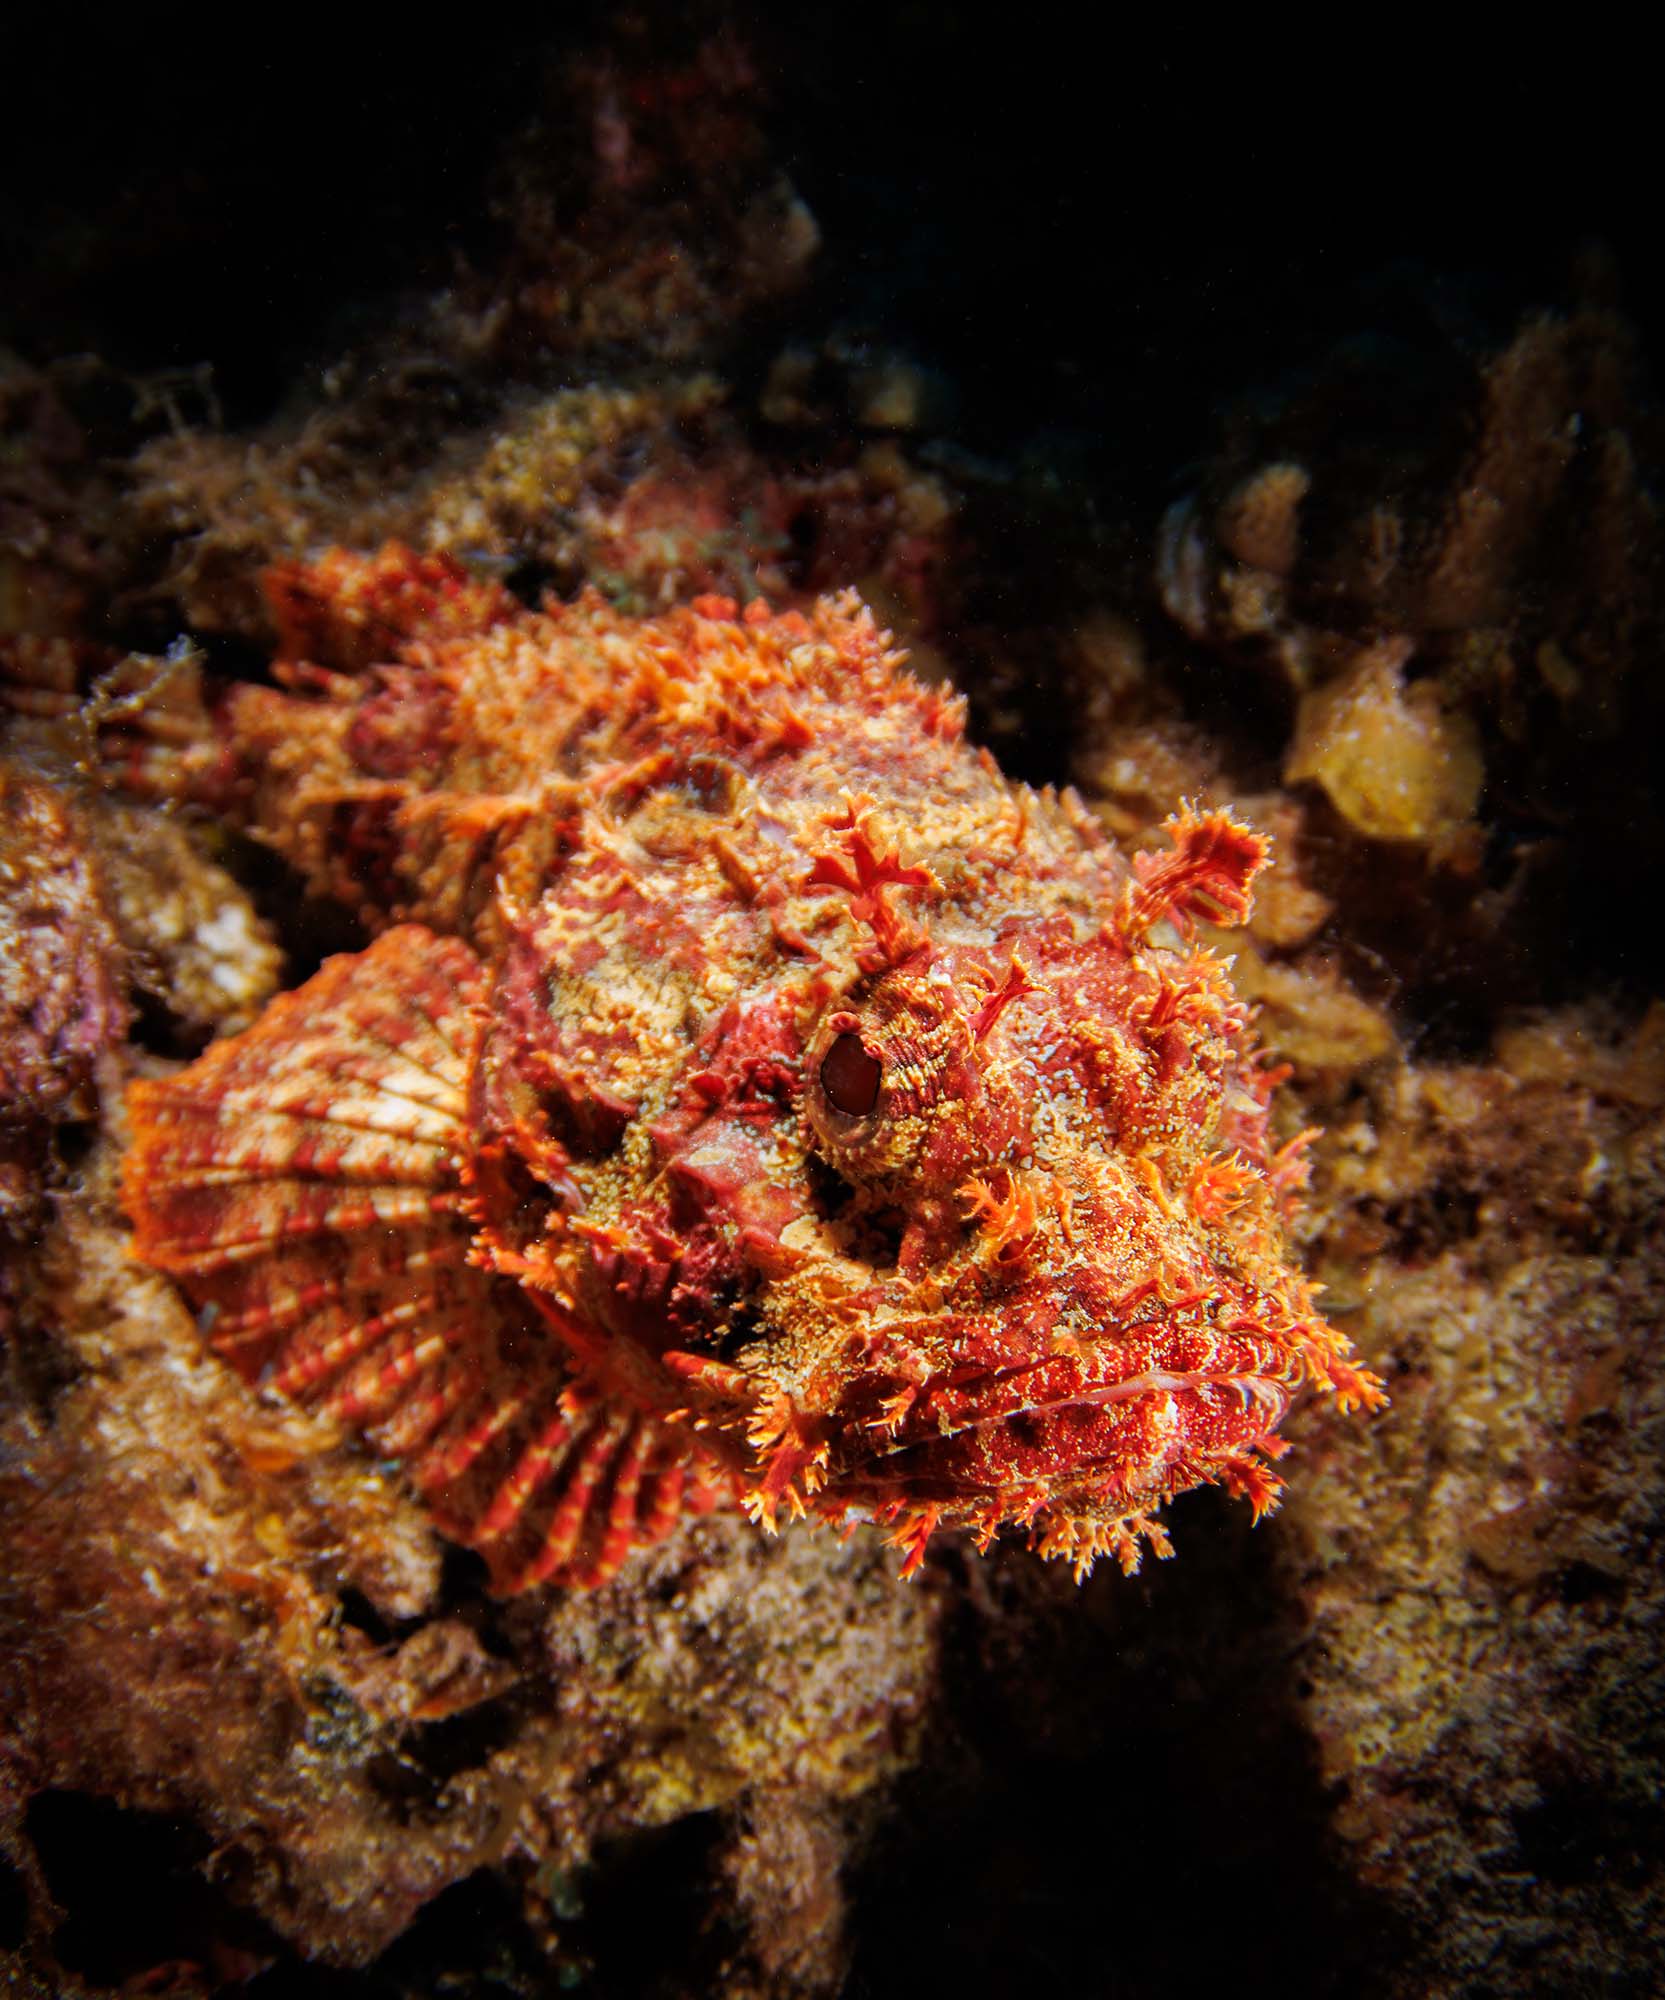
928;1356;1295;1432
826;1344;1301;1510
865;1343;1298;1434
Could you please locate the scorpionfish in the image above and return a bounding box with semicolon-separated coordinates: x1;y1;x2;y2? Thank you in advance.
121;545;1383;1592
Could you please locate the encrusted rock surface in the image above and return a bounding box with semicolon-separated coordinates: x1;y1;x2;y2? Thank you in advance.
1274;1006;1665;1994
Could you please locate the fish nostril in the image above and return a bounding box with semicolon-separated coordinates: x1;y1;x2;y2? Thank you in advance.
821;1032;882;1117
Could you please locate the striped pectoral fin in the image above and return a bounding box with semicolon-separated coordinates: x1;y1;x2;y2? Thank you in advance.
121;921;724;1592
122;924;505;1435
413;1355;729;1595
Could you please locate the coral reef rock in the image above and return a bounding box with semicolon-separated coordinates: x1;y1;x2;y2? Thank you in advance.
1155;304;1665;881
1282;1003;1665;1994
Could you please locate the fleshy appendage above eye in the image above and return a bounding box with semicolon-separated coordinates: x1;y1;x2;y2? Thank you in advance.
820;1028;883;1118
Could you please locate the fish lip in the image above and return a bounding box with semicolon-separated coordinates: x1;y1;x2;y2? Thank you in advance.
822;1345;1302;1521
852;1351;1298;1454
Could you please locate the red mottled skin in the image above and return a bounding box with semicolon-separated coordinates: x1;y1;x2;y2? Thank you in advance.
122;545;1383;1591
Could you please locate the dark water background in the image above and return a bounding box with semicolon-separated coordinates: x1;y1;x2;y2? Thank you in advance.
5;8;1653;482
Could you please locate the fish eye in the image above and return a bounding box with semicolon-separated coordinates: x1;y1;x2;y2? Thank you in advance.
820;1032;883;1118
